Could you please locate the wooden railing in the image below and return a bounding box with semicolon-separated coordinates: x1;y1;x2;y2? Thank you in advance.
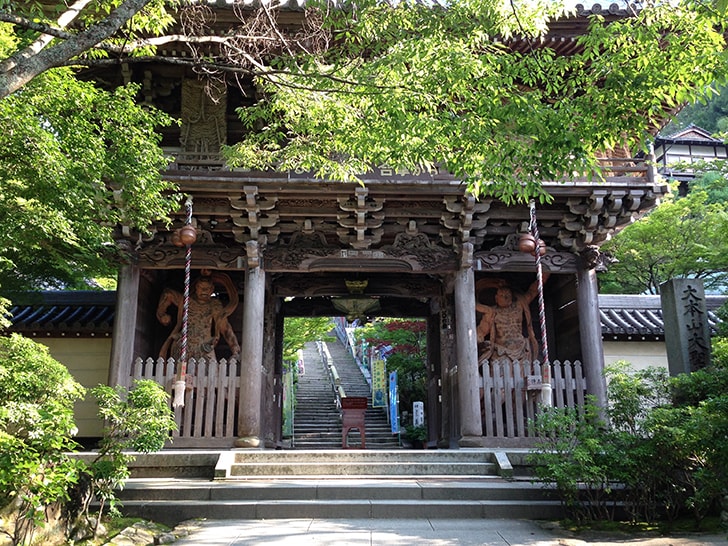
480;359;587;446
164;149;652;185
575;156;653;185
130;355;587;448
131;356;239;448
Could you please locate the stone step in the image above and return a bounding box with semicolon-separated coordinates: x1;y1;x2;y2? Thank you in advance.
226;462;495;477
109;450;562;524
292;340;399;450
219;449;502;478
227;450;499;464
115;476;563;526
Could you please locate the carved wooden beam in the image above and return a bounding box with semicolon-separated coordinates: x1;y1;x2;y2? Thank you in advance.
336;187;385;249
229;186;279;243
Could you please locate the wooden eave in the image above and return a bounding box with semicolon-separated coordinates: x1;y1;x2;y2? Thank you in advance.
119;158;668;275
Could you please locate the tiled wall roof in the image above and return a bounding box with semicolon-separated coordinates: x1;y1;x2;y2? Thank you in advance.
7;291;116;338
599;294;726;340
6;291;725;341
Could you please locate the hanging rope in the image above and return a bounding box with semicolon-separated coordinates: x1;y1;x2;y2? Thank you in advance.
529;200;552;406
173;196;194;408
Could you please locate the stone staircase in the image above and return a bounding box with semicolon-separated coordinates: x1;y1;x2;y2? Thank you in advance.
110;341;565;526
114;450;564;526
291;342;343;449
293;340;399;449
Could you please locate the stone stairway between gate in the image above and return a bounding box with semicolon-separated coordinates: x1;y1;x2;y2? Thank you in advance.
293;339;399;449
106;342;568;525
112;449;564;525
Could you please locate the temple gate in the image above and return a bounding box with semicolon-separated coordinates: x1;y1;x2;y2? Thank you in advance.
104;154;664;449
88;4;670;449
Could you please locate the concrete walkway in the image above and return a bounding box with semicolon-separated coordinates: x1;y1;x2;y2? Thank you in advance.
168;518;728;545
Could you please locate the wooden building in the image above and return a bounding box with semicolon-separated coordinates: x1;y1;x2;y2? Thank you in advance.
9;3;676;449
653;124;728;194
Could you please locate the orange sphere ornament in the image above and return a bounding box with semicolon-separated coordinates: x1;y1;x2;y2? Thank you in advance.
518;233;537;254
171;230;184;247
178;224;198;246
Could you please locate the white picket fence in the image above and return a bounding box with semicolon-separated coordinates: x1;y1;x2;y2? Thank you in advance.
480;359;587;444
130;356;587;448
131;357;239;447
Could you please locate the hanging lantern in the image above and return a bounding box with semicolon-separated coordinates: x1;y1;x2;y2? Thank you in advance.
518;233;537;254
178;224;198;246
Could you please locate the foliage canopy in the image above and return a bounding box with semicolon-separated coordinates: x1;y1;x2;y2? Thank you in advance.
0;23;178;292
283;317;334;363
2;0;728;293
599;178;728;295
227;0;728;203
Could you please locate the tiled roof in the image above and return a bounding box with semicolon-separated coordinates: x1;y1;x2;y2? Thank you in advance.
661;124;719;142
7;291;116;338
6;291;725;341
599;294;726;341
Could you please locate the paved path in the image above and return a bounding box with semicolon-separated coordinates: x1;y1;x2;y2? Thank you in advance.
169;518;727;545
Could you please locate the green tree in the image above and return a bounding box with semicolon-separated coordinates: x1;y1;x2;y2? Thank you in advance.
283;317;334;363
660;83;728;135
0;0;323;294
0;0;173;98
691;169;728;204
0;334;85;545
227;1;728;204
0;3;181;294
355;319;427;412
599;190;728;294
0;67;178;292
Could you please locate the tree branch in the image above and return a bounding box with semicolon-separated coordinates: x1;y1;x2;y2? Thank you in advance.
0;0;154;99
0;0;93;73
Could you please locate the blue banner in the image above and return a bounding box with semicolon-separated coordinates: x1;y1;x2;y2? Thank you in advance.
389;370;400;434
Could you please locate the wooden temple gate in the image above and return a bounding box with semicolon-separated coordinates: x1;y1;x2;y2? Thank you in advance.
89;5;669;450
104;152;666;449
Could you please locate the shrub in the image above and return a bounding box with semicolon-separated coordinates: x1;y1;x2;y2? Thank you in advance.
528;398;621;522
529;360;728;528
0;334;177;543
0;334;85;545
66;380;177;538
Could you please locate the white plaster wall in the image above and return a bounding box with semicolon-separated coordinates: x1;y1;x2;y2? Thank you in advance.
602;340;668;373
37;338;112;437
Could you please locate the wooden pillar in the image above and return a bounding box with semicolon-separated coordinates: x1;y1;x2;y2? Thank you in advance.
436;292;457;448
576;265;607;409
426;310;442;448
454;245;483;446
235;242;266;448
108;264;140;388
261;294;282;448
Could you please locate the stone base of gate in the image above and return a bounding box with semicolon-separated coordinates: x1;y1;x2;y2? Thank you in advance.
234;435;262;448
458;435;486;447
